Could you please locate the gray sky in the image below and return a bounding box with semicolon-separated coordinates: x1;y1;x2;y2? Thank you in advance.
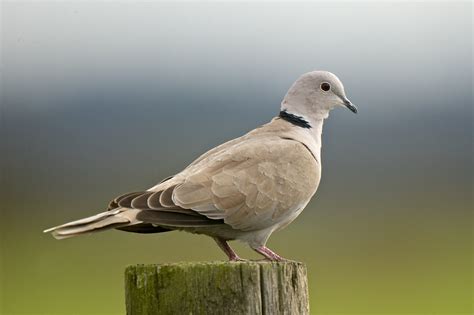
1;1;472;208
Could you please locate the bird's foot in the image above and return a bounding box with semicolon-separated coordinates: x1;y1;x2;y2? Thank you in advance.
214;237;247;262
229;255;248;262
253;246;287;261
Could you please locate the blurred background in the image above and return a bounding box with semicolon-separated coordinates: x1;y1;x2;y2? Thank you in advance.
1;1;472;314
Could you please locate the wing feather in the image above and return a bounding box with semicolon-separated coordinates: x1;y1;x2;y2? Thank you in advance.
136;211;224;227
172;137;320;231
159;185;178;207
147;191;163;209
131;192;153;209
117;192;143;208
106;136;319;233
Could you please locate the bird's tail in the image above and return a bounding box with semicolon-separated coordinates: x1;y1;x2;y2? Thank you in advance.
43;209;141;239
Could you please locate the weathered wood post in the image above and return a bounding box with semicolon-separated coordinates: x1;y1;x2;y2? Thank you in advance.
125;261;309;315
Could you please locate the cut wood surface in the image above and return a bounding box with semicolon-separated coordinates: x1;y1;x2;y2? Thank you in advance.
125;261;309;315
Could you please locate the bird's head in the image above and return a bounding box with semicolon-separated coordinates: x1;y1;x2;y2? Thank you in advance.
281;71;357;121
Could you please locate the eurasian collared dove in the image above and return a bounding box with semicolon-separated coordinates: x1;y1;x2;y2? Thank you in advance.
44;70;357;261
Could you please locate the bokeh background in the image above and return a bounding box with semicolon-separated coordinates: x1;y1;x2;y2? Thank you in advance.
1;1;472;314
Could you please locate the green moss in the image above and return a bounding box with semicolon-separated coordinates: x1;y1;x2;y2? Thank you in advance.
125;261;308;315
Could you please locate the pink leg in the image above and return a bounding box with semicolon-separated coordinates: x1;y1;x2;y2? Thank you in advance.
253;246;286;261
213;237;245;261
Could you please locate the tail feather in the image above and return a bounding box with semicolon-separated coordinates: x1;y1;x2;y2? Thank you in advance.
43;209;141;239
43;209;122;233
51;216;130;237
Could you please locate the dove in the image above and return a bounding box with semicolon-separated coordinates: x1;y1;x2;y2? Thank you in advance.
44;70;357;261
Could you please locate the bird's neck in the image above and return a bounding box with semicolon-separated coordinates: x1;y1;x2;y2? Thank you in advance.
305;117;324;162
308;117;324;146
272;111;325;164
278;108;326;140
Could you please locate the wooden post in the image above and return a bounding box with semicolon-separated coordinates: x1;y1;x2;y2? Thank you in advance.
125;261;309;315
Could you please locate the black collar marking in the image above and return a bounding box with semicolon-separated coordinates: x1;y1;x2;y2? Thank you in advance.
279;109;311;129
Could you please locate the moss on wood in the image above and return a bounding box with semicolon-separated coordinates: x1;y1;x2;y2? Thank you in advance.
125;261;309;315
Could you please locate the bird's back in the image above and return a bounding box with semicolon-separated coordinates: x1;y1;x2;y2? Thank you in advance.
146;117;322;232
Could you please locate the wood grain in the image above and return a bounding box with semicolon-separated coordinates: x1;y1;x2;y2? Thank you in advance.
125;261;309;315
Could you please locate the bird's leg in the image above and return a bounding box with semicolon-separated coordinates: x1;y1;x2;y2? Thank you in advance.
253;246;285;261
213;237;245;261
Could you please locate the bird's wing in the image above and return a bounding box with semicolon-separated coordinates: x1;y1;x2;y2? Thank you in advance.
107;190;222;228
171;136;320;231
107;134;319;231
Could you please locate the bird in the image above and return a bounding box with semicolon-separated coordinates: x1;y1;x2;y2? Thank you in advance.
44;70;357;261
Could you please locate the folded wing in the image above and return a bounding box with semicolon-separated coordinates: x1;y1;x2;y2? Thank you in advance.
112;136;320;232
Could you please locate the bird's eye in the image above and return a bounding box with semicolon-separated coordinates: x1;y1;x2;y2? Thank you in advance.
320;82;331;91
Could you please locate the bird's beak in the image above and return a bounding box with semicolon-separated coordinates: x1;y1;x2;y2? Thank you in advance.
343;98;358;114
